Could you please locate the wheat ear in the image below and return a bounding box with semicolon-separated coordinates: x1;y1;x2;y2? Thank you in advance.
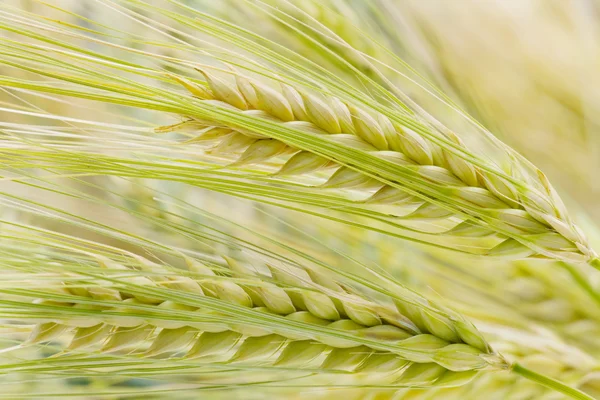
164;71;596;266
16;253;509;389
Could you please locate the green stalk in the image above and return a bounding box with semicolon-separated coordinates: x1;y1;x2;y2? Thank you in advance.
512;363;594;400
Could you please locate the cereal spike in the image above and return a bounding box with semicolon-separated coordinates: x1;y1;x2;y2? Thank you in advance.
186;331;242;359
166;73;597;262
21;254;502;379
321;346;373;371
366;186;421;205
302;291;341;320
321;167;382;190
168;73;212;99
210;132;256;154
488;239;536;259
275;340;327;367
231;334;287;362
250;82;295;121
433;344;489;372
395;125;434;165
378;114;403;151
68;324;112;351
343;299;382;327
145;326;197;356
398;363;447;386
349;104;388;150
275;151;331;176
235;75;260;109
301;92;342;134
480;170;521;209
26;322;69;344
330;97;355;134
281;84;309;120
102;325;153;353
231;139;288;166
197;69;248;110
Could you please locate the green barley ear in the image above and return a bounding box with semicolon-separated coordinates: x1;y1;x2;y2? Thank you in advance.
145;326;197;356
275;340;327;367
397;363;447;386
196;69;248;110
186;331;243;359
68;324;112;351
432;370;480;388
453;319;492;353
167;73;213;100
156;60;598;266
26;322;69;345
101;325;153;353
321;346;373;371
433;344;489;371
230;334;287;362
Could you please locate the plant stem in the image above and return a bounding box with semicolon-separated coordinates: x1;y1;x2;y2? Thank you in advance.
512;363;594;400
